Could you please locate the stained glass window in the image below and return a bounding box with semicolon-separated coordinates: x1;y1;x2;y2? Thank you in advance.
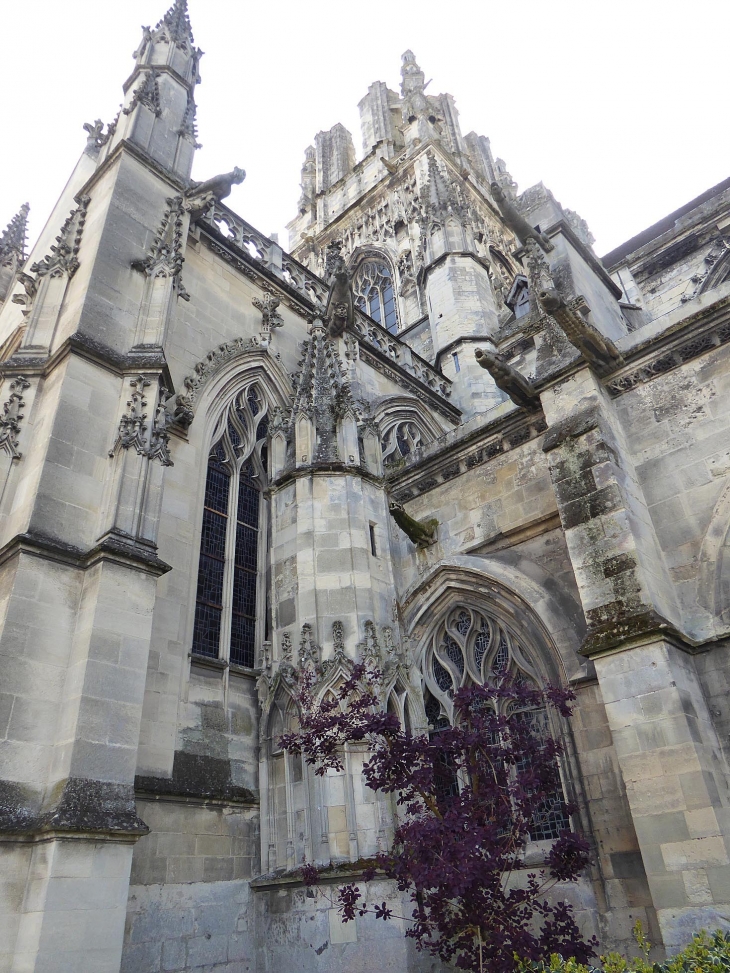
191;385;269;669
426;605;570;839
354;260;398;334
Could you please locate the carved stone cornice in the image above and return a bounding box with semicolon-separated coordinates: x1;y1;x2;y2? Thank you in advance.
1;331;171;385
604;293;730;396
0;777;148;839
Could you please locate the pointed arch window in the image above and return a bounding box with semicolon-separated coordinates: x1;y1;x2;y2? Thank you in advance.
354;259;398;334
192;383;270;668
423;605;570;840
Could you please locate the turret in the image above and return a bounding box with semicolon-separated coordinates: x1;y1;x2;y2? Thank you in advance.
0;203;29;307
104;0;202;182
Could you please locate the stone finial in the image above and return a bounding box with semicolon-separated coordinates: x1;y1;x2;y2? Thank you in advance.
156;0;195;48
474;348;541;412
0;203;29;268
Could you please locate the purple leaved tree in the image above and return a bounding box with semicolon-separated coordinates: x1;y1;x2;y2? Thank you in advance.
280;662;597;973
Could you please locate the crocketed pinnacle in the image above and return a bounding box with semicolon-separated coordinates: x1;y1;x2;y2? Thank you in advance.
156;0;195;47
425;155;462;221
289;325;354;463
0;203;29;265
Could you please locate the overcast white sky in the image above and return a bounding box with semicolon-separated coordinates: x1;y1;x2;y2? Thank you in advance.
1;0;727;258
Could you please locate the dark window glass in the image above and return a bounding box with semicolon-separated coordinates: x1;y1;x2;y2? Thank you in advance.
192;447;230;658
230;466;260;668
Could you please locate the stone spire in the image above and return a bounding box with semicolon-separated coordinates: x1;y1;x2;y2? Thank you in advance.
155;0;195;48
0;203;29;304
400;50;430;125
0;203;29;267
425;155;463;222
104;0;202;181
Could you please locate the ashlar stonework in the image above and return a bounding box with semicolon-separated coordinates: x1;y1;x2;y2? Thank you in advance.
1;3;730;971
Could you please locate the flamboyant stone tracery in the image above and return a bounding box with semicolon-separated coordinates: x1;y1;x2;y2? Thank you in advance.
1;3;730;971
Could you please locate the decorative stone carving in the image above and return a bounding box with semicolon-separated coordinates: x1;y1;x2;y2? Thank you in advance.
324;241;354;338
0;377;31;459
122;70;162;118
83;119;104;152
148;386;174;467
281;631;293;662
177;92;201;147
131;195;190;302
332;620;346;662
490;182;553;252
112;376;150;456
14;196;90;307
184;167;246;221
109;376;175;466
252;291;284;344
0;203;29;268
298;623;321;668
359;620;381;662
173;335;262;428
388;500;438;548
474;347;541;411
681;237;729;304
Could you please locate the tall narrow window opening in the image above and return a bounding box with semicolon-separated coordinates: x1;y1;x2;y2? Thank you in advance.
354;259;398;334
192;383;270;667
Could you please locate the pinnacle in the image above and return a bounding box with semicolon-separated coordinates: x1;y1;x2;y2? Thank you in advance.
156;0;194;47
0;203;29;260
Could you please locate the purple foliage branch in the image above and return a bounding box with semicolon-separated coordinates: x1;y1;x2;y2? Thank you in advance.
280;662;597;973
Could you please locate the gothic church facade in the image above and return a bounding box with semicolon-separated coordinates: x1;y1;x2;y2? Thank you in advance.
2;3;730;972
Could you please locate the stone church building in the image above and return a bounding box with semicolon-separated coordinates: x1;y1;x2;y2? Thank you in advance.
2;2;730;971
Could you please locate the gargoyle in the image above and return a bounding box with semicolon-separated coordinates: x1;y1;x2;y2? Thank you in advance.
389;501;438;548
537;291;623;375
184;167;246;220
491;182;553;253
474;347;541;411
324;246;354;338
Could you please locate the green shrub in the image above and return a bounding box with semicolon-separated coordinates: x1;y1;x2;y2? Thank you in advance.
517;923;730;973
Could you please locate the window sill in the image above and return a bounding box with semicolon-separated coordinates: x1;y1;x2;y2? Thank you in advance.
189;653;228;672
229;663;257;678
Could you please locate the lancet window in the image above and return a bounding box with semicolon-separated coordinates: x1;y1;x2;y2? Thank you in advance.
354;259;398;334
192;384;269;668
423;605;570;841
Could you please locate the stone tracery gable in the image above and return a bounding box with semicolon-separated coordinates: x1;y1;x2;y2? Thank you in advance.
173;340;290;428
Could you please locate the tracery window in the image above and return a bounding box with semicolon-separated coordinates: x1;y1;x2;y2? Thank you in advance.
381;420;422;466
354;259;398;334
423;605;570;840
192;384;270;668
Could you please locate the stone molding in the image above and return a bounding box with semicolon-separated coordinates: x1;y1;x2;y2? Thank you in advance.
389;410;547;501
0;529;172;577
0;776;148;838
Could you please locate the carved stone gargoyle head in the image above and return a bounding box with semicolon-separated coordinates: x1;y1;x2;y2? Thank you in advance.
389;500;438;549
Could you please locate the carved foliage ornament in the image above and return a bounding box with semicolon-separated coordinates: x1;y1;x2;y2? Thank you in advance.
111;375;173;466
12;197;90;316
173;336;264;429
131;195;190;301
0;376;31;459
